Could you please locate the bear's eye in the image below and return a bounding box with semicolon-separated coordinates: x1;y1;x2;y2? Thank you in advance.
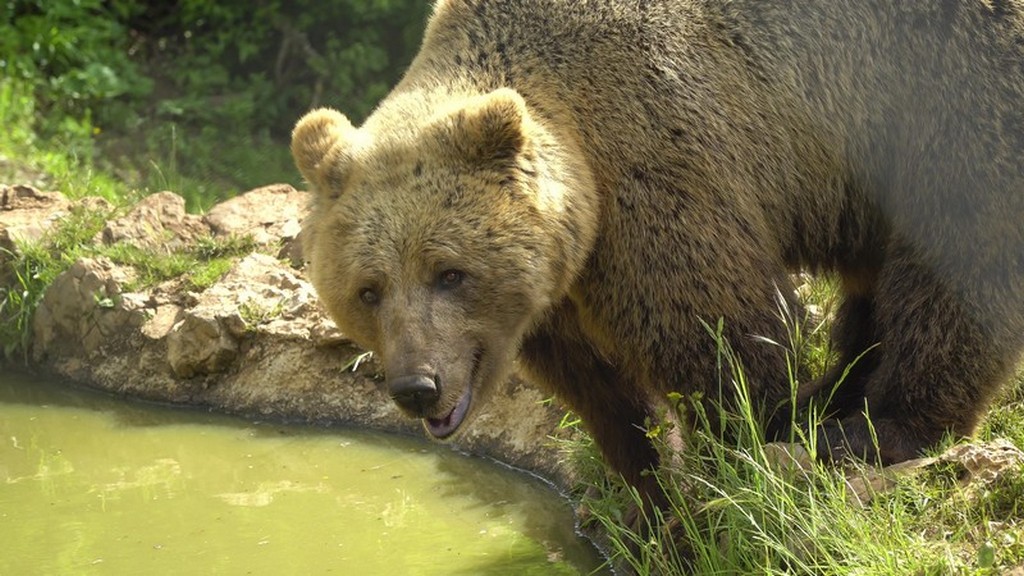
438;269;464;289
359;287;380;306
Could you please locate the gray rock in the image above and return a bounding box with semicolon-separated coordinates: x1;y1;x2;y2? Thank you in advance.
32;257;141;360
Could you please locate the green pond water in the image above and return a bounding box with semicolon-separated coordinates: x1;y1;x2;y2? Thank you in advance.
0;372;608;575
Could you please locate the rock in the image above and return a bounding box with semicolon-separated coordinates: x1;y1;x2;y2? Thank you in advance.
937;438;1024;486
167;313;239;378
166;252;316;378
140;303;183;340
843;439;1024;506
280;227;307;269
0;188;116;289
203;184;308;248
98;191;209;250
849;439;1024;506
763;439;1024;507
843;456;935;507
32;257;142;360
0;185;72;286
0;184;69;218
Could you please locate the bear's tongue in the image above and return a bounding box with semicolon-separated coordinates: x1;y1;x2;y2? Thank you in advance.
425;387;472;439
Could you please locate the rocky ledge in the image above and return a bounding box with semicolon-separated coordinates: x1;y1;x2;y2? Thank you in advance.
0;183;580;488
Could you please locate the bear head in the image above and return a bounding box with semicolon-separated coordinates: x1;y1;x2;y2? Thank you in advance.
293;88;597;439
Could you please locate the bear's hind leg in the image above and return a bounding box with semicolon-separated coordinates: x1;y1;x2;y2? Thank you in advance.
817;247;1017;464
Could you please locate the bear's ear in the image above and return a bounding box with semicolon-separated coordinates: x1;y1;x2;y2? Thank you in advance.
291;108;357;199
448;88;528;167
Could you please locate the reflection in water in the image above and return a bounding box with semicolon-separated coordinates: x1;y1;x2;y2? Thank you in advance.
0;373;608;575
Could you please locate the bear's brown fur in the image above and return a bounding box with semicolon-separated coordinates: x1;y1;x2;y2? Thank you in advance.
293;0;1024;505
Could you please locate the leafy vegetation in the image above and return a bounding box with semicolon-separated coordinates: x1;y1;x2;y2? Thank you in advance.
1;0;429;210
0;78;132;203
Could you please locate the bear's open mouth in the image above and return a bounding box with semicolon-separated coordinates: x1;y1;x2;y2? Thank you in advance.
424;348;482;439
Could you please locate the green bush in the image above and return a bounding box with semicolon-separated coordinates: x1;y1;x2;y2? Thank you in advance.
1;0;152;132
1;0;430;209
140;0;429;131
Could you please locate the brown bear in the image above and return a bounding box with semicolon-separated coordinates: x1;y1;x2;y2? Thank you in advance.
293;0;1024;506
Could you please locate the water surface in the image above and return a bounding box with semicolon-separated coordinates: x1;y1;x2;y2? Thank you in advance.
0;372;607;575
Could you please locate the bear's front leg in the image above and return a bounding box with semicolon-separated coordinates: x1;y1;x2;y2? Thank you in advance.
519;300;668;512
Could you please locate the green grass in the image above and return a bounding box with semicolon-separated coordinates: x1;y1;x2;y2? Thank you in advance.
100;239;253;292
238;296;286;331
0;78;131;203
1;76;298;214
0;203;112;361
982;374;1024;450
103;121;300;213
570;279;1024;575
0;247;49;362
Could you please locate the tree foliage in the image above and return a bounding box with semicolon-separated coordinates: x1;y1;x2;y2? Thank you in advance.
3;0;429;134
1;0;430;207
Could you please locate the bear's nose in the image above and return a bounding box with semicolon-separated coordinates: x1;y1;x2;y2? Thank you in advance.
388;374;440;415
